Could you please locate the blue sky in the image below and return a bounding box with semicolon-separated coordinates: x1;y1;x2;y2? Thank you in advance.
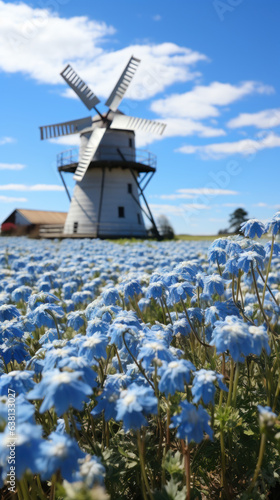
0;0;280;234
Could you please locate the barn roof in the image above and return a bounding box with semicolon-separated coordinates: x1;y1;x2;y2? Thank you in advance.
16;209;67;225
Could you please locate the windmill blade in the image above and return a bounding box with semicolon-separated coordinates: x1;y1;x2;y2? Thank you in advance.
61;64;100;110
105;56;141;112
73;128;106;182
110;114;166;135
40;116;92;140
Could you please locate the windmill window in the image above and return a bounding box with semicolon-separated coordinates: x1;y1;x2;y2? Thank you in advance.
118;206;125;218
128;183;132;194
73;222;78;233
137;213;141;224
129;138;133;147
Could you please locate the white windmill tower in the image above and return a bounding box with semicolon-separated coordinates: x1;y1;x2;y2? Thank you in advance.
39;56;166;238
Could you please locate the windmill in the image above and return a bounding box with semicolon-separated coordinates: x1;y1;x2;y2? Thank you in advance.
39;56;166;238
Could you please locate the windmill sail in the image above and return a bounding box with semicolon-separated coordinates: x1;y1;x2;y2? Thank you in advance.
40;117;92;140
61;65;100;110
111;114;166;135
73;128;106;182
105;56;140;112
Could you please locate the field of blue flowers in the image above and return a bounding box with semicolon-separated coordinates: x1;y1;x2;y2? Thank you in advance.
1;212;280;500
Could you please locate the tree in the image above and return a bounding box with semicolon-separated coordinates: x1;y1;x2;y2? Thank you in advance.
157;215;175;239
228;208;249;234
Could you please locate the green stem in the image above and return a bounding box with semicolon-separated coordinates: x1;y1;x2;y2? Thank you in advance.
272;378;280;412
45;309;61;339
113;344;124;373
261;235;274;307
251;262;273;333
50;473;57;500
137;430;153;500
257;264;278;306
248;433;267;493
20;477;30;500
122;331;155;390
220;426;227;494
159;298;167;325
232;362;239;407
181;439;191;500
226;359;235;407
63;412;71;434
181;299;213;349
162;296;173;324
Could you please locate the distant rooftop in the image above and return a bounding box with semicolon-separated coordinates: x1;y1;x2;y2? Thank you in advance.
2;208;67;226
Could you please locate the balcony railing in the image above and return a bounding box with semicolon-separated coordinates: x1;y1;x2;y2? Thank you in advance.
57;146;157;169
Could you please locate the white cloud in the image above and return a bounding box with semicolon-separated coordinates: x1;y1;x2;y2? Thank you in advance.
0;163;25;170
0;136;16;145
227;108;280;129
151;81;274;119
221;203;245;207
0;195;27;202
177;132;280;159
152;187;239;200
0;184;64;191
152;15;162;21
0;2;207;102
253;202;267;207
135;117;225;147
150;203;211;217
150;204;185;217
178;188;238;195
50;136;80;146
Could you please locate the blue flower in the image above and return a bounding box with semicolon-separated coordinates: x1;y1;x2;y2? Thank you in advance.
138;341;175;369
28;303;64;329
0;304;21;322
265;241;280;257
39;328;60;345
115;383;157;432
240;219;266;238
58;356;98;387
208;247;227;265
248;324;271;356
173;318;191;337
67;311;85;330
0;338;30;364
91;386;120;421
11;286;33;302
0;370;35;396
36;431;85;481
210;316;253;362
28;292;60;310
62;282;78;300
257;405;277;430
27;369;93;416
123;280;143;302
167;282;194;304
170;401;213;443
86;318;109;337
203;275;225;296
0;423;43;479
237;250;264;273
159;360;195;396
146;282;164;300
205;300;239;325
266;211;280;236
102;287;120;306
78;332;108;362
0;322;24;341
74;454;105;487
191;369;228;405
